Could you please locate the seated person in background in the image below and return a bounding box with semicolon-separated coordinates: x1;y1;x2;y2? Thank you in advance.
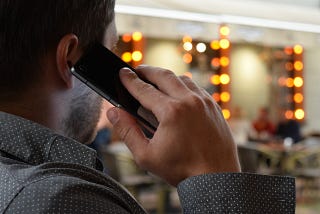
251;107;275;141
276;109;302;143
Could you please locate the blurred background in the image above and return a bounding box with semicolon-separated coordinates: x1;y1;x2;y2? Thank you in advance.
90;1;320;213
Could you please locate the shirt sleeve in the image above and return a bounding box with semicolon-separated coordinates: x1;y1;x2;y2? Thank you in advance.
177;173;295;213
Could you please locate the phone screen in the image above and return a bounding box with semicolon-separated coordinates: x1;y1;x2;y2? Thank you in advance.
71;43;158;134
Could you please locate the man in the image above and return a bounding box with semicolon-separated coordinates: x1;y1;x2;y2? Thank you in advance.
0;0;295;213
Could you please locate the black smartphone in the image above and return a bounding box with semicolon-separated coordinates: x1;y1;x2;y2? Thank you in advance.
70;43;158;136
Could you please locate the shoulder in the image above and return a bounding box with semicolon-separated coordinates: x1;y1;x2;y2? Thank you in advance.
6;163;142;213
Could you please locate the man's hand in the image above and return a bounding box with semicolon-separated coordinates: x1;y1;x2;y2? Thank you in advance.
107;66;240;186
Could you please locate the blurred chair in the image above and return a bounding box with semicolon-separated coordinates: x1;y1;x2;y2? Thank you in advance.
237;145;260;173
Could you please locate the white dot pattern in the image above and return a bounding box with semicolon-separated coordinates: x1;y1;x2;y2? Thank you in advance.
177;173;296;213
0;111;296;213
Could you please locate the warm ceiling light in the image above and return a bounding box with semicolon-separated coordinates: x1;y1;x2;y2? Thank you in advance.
210;74;220;85
132;51;143;62
121;52;132;63
294;45;303;55
183;42;193;51
220;57;230;67
212;93;221;102
220;39;230;49
220;92;231;102
183;53;193;64
220;26;230;36
122;33;132;43
210;40;220;50
286;78;294;88
196;43;207;53
132;31;143;42
294;61;304;71
294;93;304;103
222;109;231;120
294;77;304;87
284;47;293;55
183;35;192;43
295;109;305;120
211;58;220;68
285;110;294;120
220;74;230;85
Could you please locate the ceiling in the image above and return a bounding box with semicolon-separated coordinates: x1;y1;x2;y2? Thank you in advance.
115;0;320;47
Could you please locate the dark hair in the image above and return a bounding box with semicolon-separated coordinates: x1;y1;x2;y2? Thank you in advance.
0;0;115;96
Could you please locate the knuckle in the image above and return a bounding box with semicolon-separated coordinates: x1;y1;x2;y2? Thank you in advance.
117;126;133;143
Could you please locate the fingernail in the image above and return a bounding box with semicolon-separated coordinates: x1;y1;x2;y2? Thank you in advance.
107;108;119;124
120;67;133;74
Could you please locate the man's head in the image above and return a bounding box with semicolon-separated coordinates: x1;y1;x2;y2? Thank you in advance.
0;0;117;144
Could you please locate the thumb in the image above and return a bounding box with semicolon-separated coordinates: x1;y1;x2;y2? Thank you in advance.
107;107;149;156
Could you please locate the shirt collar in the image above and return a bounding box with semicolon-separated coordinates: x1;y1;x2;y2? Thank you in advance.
0;111;102;170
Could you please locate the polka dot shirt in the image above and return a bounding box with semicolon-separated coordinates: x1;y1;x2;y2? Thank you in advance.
0;111;295;213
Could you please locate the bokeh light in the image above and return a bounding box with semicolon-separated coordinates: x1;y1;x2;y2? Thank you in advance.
210;75;220;85
284;47;293;55
210;40;220;50
220;74;230;85
211;58;220;68
183;71;193;79
122;33;132;43
294;61;304;71
285;62;293;71
183;42;193;51
285;110;294;120
220;57;230;67
220;39;230;49
294;93;304;103
121;52;132;63
294;77;304;87
212;93;220;102
183;53;193;64
220;26;230;36
286;78;294;88
132;32;143;42
222;109;231;119
220;92;231;102
132;51;143;62
295;109;305;120
294;45;303;55
196;43;207;53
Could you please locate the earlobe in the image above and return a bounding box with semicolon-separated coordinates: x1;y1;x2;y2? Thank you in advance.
56;34;79;89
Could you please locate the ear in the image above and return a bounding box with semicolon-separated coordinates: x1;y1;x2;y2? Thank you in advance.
56;34;79;89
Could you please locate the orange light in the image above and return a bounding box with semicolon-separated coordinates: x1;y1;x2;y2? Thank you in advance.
220;57;230;67
285;110;294;120
294;61;304;71
294;93;304;103
220;26;230;36
220;74;230;85
183;36;192;43
183;71;193;79
220;39;230;49
295;109;305;120
183;42;193;51
278;77;286;86
132;51;143;62
211;58;220;68
220;92;231;102
121;52;132;63
210;40;220;50
284;47;293;55
294;45;303;55
222;109;231;119
132;32;143;42
122;33;132;43
294;77;303;87
286;78;294;88
210;75;220;85
212;93;220;102
285;62;293;71
183;53;193;64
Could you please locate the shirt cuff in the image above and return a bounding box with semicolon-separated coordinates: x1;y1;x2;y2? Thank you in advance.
177;173;295;213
